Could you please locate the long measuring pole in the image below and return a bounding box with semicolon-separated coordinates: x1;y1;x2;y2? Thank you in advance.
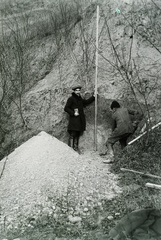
94;5;99;151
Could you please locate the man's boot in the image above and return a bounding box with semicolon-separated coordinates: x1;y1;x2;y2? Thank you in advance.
103;144;114;164
68;136;74;148
73;136;80;154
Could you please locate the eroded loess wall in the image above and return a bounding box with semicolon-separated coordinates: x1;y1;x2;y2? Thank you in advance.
1;0;161;158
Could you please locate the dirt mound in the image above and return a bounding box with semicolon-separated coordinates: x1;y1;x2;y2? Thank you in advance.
0;131;121;230
0;132;78;215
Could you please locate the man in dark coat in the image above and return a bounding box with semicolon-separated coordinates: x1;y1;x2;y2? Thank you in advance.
64;85;95;152
103;100;135;163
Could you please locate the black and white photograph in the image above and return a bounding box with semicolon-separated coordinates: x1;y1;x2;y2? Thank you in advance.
0;0;161;239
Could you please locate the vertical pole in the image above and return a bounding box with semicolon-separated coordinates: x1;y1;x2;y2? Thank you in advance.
94;5;99;151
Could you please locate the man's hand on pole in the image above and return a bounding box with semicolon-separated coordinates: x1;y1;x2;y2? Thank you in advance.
93;88;98;98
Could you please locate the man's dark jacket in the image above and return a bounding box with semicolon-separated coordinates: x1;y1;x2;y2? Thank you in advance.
111;107;134;137
64;92;95;132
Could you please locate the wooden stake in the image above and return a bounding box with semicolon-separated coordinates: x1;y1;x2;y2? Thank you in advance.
120;168;161;180
94;5;99;151
145;183;161;190
128;121;161;145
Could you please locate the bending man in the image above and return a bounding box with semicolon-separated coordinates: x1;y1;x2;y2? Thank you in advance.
103;100;135;163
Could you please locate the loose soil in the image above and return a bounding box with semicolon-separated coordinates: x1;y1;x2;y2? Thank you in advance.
0;131;122;239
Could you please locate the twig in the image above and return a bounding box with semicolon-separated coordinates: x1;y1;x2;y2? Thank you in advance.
151;0;161;11
120;167;161;180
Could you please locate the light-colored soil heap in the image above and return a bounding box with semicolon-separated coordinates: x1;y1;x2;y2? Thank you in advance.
0;131;122;230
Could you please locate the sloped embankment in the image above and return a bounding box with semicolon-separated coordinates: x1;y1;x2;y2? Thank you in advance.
0;131;122;232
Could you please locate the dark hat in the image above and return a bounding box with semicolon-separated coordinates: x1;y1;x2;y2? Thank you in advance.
110;100;120;109
72;85;82;91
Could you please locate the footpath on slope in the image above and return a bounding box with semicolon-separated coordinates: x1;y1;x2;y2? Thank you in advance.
0;131;122;232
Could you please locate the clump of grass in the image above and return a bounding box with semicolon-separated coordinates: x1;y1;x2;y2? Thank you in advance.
108;125;161;221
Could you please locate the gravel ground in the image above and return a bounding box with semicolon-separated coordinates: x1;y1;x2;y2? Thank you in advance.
0;131;122;233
